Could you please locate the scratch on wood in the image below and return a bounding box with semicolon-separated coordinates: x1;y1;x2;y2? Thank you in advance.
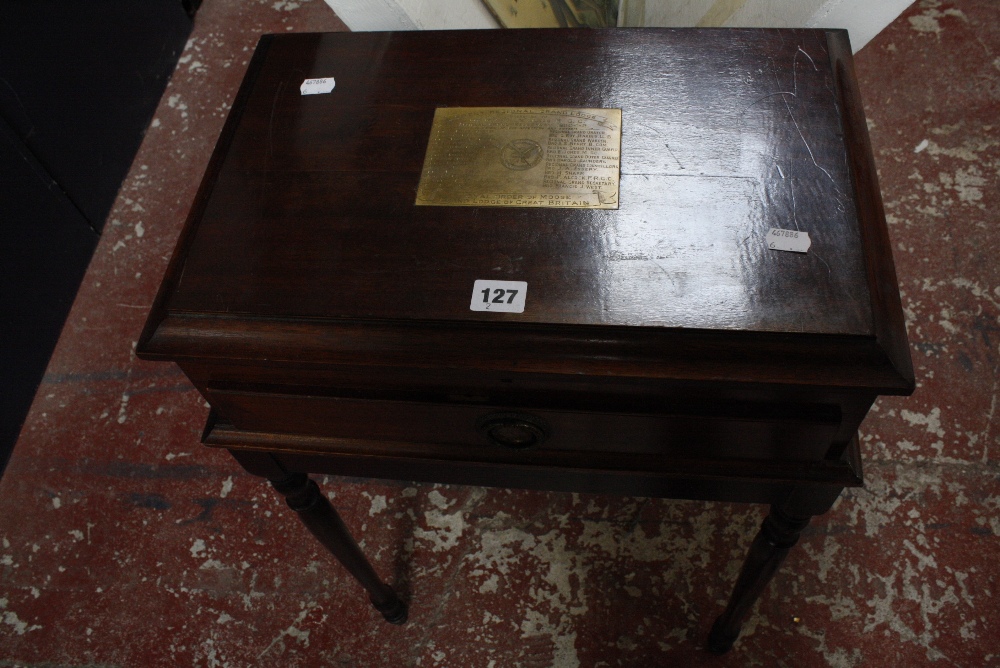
638;123;685;169
779;49;846;195
797;46;818;70
741;90;797;116
812;249;833;278
784;96;842;191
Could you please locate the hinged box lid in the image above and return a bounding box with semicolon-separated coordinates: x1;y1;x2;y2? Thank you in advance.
138;28;912;393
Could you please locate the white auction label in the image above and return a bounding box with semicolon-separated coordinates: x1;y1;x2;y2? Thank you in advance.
300;77;336;95
766;228;811;253
470;280;528;313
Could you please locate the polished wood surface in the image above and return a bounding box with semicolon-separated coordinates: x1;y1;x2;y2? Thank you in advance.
707;504;817;654
139;28;912;397
137;28;914;653
212;419;863;505
204;386;841;459
269;472;407;624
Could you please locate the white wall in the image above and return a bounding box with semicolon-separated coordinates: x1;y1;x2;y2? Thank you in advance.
323;0;912;52
620;0;915;52
803;0;915;52
324;0;498;31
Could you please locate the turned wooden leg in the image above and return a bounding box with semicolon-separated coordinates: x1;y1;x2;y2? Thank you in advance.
706;505;810;654
270;473;408;625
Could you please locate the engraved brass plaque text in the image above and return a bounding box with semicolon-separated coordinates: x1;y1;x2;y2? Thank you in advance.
415;107;621;209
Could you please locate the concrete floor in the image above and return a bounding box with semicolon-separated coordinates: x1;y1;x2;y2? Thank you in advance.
1;0;998;665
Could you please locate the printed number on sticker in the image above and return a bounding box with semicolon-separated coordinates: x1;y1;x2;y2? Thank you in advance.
766;228;811;253
300;77;336;95
481;287;518;304
470;280;528;313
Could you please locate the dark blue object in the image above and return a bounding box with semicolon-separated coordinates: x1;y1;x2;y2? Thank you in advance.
0;1;193;474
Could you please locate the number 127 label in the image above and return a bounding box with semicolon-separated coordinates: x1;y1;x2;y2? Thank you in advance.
470;280;528;313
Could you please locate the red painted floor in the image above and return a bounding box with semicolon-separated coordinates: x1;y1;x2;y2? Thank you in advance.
2;0;999;665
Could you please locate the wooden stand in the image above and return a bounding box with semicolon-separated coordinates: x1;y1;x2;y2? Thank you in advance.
269;472;408;625
230;437;860;651
139;28;913;653
708;506;816;652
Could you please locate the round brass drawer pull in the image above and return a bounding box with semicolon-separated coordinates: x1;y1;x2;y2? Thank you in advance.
476;412;549;450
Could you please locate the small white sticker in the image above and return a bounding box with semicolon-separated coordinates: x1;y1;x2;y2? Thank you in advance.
300;77;336;95
766;228;811;253
471;280;528;313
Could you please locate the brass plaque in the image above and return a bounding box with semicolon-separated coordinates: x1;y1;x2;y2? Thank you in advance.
415;107;621;209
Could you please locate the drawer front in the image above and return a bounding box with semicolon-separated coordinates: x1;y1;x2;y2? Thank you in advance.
205;388;839;462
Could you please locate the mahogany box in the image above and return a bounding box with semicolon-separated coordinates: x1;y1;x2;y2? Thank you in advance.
137;28;913;652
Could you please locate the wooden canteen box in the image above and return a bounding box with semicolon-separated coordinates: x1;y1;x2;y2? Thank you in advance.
138;28;913;653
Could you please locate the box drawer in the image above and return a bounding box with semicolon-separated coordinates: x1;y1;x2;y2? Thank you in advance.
205;388;840;462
